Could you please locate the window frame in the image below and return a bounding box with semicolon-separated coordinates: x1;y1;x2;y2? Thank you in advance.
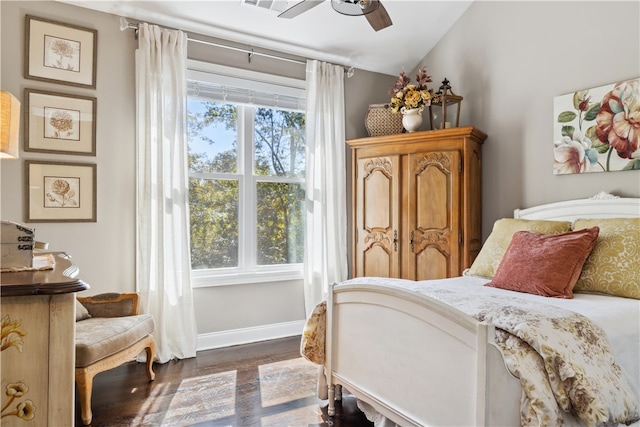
187;60;306;287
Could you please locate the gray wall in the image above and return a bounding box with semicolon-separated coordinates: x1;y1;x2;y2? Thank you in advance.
0;1;389;343
416;1;640;236
1;1;138;296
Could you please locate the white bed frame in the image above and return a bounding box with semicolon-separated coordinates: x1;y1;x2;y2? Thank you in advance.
325;192;640;426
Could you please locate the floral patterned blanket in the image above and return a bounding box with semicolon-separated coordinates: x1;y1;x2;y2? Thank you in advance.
301;278;640;427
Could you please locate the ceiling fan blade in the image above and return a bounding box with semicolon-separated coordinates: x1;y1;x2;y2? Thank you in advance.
364;1;392;31
278;0;323;19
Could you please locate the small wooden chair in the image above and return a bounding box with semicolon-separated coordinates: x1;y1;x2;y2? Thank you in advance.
75;293;156;425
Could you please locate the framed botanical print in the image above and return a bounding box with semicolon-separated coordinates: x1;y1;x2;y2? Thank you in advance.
24;89;96;156
25;160;97;223
25;15;97;89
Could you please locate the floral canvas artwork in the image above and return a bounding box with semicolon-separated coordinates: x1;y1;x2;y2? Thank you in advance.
553;78;640;175
44;106;80;141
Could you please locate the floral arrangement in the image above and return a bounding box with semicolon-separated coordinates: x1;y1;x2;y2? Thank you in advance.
389;67;436;113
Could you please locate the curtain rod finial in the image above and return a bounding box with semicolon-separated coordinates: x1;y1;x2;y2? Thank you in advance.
119;17;129;31
346;67;355;78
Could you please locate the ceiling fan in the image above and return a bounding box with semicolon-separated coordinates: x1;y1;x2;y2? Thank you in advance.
278;0;393;32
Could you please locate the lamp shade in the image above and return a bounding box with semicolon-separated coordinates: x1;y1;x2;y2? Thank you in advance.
1;90;20;159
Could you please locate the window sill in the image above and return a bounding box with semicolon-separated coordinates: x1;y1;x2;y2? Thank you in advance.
191;268;303;287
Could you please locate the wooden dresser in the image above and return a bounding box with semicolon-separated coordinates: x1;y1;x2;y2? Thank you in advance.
1;252;89;426
347;126;487;280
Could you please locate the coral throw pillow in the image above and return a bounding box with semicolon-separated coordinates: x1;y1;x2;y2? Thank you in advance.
466;219;573;279
485;227;600;298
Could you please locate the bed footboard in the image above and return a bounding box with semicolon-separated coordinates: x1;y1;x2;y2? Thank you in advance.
325;282;521;426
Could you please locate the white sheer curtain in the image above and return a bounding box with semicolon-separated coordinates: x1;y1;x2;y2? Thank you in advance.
304;60;349;315
135;23;197;363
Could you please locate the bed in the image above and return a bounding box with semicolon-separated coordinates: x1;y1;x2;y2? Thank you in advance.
301;192;640;426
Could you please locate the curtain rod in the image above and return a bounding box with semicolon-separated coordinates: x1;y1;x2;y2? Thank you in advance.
120;18;355;77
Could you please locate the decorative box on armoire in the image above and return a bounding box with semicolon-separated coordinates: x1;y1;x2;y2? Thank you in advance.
347;126;487;280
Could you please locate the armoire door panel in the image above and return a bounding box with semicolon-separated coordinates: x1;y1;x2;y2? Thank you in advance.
354;156;400;278
363;244;392;277
363;165;392;230
415;246;449;281
406;150;461;280
415;154;451;230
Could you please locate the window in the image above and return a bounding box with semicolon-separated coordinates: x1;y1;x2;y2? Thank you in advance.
186;62;306;286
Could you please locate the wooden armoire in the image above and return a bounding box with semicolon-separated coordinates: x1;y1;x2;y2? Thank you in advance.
347;126;487;280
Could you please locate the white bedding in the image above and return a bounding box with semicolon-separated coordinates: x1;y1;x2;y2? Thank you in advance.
335;275;640;425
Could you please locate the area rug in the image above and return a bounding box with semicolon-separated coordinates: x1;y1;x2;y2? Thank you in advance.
156;357;319;426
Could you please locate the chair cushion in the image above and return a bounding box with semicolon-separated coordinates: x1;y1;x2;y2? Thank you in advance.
75;314;155;367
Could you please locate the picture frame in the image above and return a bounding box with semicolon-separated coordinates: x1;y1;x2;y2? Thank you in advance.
24;89;96;156
25;160;97;223
25;15;97;89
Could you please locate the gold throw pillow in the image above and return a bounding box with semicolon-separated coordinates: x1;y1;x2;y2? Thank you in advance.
573;218;640;299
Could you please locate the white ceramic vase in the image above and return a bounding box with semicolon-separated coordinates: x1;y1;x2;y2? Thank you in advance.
401;107;423;132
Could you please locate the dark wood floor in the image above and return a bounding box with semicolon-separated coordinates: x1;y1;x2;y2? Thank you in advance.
76;336;374;426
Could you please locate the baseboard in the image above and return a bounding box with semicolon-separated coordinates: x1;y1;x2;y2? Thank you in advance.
196;319;306;352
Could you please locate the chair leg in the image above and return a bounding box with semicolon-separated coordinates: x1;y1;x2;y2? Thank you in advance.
75;369;96;426
74;335;156;424
145;338;156;381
